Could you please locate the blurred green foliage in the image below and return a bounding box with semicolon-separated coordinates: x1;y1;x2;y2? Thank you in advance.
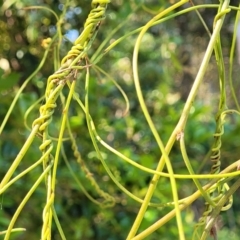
1;0;240;239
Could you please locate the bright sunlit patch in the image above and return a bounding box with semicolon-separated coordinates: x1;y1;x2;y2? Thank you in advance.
16;50;24;59
0;58;10;72
166;92;180;105
145;210;157;222
190;106;195;114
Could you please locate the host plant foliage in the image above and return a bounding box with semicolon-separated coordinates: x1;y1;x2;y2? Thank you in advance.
1;0;240;240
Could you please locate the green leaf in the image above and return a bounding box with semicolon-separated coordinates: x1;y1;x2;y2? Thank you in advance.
0;69;20;91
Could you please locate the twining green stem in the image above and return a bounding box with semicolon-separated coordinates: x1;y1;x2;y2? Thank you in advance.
98;4;239;66
128;0;230;239
195;110;240;238
73;79;240;209
0;148;51;194
190;1;212;38
180;134;215;206
23;6;59;22
61;144;105;206
175;0;229;131
38;2;110;238
41;81;76;240
128;1;189;239
51;81;76;191
194;4;233;237
131;160;239;240
99;136;240;179
92;65;130;115
3;164;52;240
0;124;39;190
200;178;240;240
100;4;240;64
0;35;57;135
91;3;140;63
0;228;26;236
52;207;66;240
24;95;45;130
65;88;240;182
82;66;160;206
63;97;115;207
229;4;240;111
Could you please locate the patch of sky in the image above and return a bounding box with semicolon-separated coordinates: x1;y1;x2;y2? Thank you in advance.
65;29;79;43
49;25;56;35
58;4;64;11
74;7;82;15
65;9;74;20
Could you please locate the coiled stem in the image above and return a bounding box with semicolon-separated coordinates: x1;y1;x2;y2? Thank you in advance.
35;1;110;239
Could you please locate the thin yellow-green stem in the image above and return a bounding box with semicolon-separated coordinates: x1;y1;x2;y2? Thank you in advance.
128;1;230;239
72;71;240;212
24;95;45;130
54;44;60;70
175;0;230;131
131;159;239;240
0;124;40;189
61;144;104;206
55;0;69;69
23;6;59;22
200;178;240;240
24;3;68;71
40;80;76;239
3;164;52;240
131;189;201;240
0;35;57;135
229;4;240;111
98;5;221;64
83;66;152;205
99;137;240;179
52;206;67;240
142;3;164;15
189;0;211;38
91;3;141;63
0;149;51;194
92;65;130;115
42;170;53;240
0;228;26;236
51;81;76;191
129;1;189;239
74;79;240;209
180;134;216;206
97;4;239;65
71;82;240;209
